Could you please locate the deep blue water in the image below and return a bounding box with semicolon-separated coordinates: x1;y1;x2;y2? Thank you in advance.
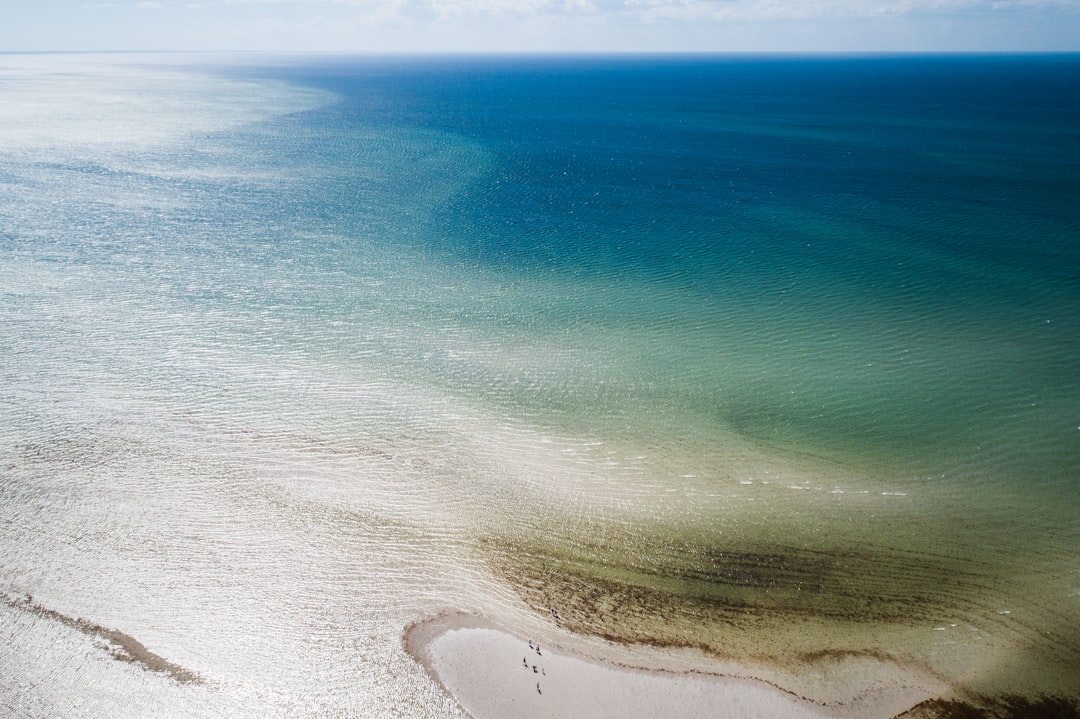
267;55;1080;273
215;55;1080;488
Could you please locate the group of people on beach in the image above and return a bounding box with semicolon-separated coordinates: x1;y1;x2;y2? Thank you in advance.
521;607;561;695
524;638;545;694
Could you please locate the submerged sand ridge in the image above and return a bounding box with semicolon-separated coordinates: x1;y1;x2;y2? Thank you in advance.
406;613;944;719
2;592;202;685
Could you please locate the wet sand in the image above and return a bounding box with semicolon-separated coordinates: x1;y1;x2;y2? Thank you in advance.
405;613;939;719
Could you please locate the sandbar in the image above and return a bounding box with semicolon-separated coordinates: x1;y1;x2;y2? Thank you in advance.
405;613;936;719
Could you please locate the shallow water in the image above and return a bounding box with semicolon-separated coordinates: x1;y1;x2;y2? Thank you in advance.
1;53;1078;716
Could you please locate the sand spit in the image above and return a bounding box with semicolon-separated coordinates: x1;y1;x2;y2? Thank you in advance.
3;592;203;685
405;612;938;719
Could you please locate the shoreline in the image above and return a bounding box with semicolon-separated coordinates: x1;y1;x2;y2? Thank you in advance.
404;611;942;719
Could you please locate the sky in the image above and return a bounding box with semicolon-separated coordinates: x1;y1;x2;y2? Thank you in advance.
1;0;1079;53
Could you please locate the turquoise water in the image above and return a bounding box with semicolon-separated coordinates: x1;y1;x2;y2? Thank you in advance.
1;54;1079;715
256;55;1080;477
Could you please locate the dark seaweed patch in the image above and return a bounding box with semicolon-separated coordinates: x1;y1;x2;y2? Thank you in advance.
485;532;980;639
902;695;1080;719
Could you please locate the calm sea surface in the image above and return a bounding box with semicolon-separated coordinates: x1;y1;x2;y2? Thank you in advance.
1;54;1078;715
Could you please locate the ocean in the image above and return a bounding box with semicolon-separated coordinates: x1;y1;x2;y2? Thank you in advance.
1;53;1078;716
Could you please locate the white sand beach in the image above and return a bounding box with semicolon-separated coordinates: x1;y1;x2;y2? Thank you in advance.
406;614;941;719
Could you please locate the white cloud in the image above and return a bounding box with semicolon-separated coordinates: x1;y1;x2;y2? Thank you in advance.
621;0;1078;22
224;0;406;4
430;0;552;19
223;0;595;14
199;0;1080;23
989;0;1080;6
53;0;1078;52
224;0;327;4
